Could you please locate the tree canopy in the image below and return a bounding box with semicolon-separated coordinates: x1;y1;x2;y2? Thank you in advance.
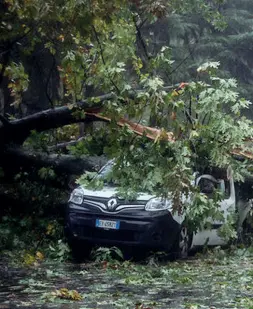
1;0;253;227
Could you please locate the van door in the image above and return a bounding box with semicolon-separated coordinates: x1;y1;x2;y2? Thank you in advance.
192;170;236;246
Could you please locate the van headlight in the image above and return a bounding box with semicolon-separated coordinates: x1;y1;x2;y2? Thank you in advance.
145;198;171;211
69;188;84;205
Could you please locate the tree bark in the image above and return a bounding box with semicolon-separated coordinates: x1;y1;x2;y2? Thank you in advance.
3;147;108;175
0;83;181;147
0;93;115;146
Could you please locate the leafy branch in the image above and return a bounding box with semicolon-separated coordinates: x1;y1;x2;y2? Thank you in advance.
92;25;121;94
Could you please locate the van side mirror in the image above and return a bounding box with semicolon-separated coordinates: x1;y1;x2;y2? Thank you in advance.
196;175;226;197
196;175;220;196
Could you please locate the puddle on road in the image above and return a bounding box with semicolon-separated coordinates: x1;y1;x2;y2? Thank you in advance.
0;251;253;309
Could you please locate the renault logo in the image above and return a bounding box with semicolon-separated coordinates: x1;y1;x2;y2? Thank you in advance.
107;198;117;210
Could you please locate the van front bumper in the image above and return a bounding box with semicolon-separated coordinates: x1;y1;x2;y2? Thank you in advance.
65;203;180;252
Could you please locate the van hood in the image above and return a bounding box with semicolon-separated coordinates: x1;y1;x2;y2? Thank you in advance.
79;185;154;201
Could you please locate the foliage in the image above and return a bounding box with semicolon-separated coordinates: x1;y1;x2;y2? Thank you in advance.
217;214;238;241
23;250;44;266
91;246;124;263
2;0;253;241
9;171;67;215
0;163;70;261
164;0;253;105
47;240;71;262
24;124;80;151
38;167;56;180
4;62;29;107
0;0;229;109
1;247;253;308
42;288;82;302
68;130;108;156
77;63;253;235
0;215;70;264
50;288;82;301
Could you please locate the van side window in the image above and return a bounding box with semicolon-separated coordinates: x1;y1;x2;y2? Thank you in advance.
224;180;231;198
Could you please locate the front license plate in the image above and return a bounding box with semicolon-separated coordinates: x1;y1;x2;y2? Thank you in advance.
95;219;120;230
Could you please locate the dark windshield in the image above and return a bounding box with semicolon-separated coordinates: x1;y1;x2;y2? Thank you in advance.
98;161;113;177
96;161;115;184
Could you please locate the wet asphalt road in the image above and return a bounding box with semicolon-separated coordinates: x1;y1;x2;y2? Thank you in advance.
0;251;253;309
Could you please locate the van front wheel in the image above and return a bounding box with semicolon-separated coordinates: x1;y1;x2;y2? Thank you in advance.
172;225;193;259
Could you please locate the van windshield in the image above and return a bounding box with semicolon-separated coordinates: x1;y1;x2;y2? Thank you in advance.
98;162;113;177
96;161;116;185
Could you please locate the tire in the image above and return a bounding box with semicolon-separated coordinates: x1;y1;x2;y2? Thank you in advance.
172;225;193;259
240;221;253;246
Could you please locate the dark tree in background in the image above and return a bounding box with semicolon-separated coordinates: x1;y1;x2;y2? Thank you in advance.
143;0;253;118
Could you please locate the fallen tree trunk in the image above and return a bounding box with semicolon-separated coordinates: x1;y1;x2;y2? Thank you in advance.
2;147;108;176
0;84;181;147
0;93;115;146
